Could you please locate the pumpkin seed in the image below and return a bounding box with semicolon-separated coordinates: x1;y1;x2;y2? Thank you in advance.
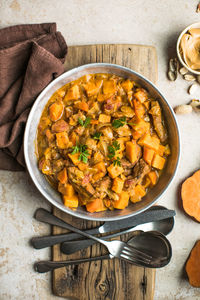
188;84;198;95
179;67;188;75
190;99;200;112
168;70;176;81
174;104;192;115
183;74;196;81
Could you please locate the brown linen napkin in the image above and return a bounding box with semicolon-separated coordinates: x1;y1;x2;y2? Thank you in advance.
0;23;67;171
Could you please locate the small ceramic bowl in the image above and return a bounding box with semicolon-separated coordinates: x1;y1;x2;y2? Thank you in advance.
176;22;200;75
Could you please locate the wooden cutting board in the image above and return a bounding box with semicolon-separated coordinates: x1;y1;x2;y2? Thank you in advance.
52;44;157;300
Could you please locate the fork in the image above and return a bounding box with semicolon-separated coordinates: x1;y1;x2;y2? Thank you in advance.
41;216;152;264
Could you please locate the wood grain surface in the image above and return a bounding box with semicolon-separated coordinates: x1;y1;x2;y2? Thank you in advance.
52;44;157;300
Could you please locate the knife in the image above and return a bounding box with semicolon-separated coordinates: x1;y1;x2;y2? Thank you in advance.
31;206;175;249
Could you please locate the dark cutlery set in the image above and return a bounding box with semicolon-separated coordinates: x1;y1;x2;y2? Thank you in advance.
31;206;175;273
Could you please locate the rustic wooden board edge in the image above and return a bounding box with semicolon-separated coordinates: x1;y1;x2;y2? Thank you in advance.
64;44;158;84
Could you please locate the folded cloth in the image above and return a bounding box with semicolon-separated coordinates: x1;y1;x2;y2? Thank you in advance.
0;23;67;171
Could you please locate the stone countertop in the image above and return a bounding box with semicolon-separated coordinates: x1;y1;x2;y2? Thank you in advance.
0;0;200;299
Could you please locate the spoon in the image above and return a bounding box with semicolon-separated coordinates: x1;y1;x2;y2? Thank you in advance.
31;205;175;249
61;206;174;255
34;231;172;273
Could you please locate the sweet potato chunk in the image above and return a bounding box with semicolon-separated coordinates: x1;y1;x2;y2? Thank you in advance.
57;168;68;184
99;114;111;123
103;80;116;95
138;133;160;152
107;164;124;179
56;132;69;149
147;171;157;185
152;154;165;170
75;101;89;112
134;88;148;103
86;198;107;213
130;184;146;203
83;79;103;97
131;120;150;139
126;141;141;164
143;147;155;165
121;80;134;92
113;191;129;209
112;177;124;194
63;194;79;208
133;99;146;119
49;102;63;121
68;153;80;165
93;161;106;173
64;85;80;101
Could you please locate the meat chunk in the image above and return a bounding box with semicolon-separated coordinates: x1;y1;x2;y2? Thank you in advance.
68;167;95;198
94;176;111;190
132;159;151;181
124;160;150;196
121;158;136;169
124;177;137;195
93;177;119;200
51;120;69;133
149;101;167;143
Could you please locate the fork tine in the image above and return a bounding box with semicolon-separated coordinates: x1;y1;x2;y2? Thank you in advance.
120;253;151;265
123;244;152;259
120;252;151;263
121;249;151;264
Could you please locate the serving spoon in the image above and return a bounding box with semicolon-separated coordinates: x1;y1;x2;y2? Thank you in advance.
34;231;172;273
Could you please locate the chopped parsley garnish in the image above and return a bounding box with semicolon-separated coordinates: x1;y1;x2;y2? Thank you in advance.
78;118;84;126
71;143;89;163
112;116;136;128
108;141;120;159
112;116;127;128
92;132;102;140
113;157;121;167
71;143;79;155
78;117;91;127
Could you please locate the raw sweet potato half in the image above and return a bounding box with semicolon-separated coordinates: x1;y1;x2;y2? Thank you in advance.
186;240;200;287
181;170;200;222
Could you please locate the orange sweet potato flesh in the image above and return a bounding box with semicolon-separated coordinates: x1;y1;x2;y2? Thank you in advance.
133;99;146;119
64;85;80;101
181;170;200;222
148;171;157;185
49;102;63;121
76;101;89;112
63;194;79;208
143;147;155;165
113;191;129;209
152;154;165;170
186;240;200;287
126;141;139;164
86;198;106;213
56;132;69;149
57;168;68;184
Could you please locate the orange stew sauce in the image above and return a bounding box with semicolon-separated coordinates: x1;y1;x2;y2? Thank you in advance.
37;73;170;213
